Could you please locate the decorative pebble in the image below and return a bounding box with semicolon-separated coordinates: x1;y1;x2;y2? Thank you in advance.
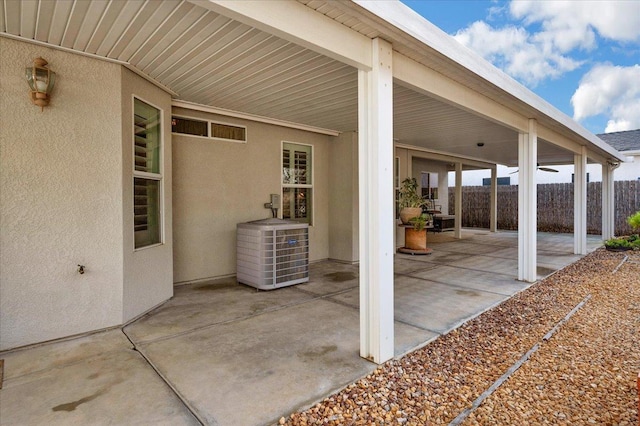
280;249;639;425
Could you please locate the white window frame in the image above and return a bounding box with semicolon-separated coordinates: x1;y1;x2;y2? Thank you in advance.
171;114;247;144
170;115;209;138
281;141;314;225
133;96;164;251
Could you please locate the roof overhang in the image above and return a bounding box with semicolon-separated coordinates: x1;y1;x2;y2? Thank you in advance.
0;0;626;166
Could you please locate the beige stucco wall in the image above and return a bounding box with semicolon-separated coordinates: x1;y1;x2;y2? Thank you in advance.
121;69;174;322
172;107;331;283
412;157;449;214
0;38;123;350
328;131;359;262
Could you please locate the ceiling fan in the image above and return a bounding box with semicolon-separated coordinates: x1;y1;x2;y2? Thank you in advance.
509;163;559;174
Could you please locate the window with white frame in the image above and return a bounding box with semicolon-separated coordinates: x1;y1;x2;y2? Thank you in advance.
171;115;247;143
282;142;312;224
134;98;162;249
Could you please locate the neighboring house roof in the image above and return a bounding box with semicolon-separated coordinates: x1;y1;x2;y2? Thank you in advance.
597;129;640;153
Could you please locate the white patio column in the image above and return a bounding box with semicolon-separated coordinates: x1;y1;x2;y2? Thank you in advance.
358;38;394;364
602;163;616;240
574;146;587;255
490;166;498;232
518;119;537;282
454;162;463;239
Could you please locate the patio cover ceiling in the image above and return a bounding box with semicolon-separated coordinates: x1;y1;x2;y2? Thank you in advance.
0;0;625;167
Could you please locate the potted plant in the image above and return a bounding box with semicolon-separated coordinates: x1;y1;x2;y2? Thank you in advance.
405;213;432;250
398;177;427;224
604;210;640;252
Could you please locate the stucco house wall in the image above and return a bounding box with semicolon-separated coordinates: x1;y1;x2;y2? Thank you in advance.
412;157;449;215
0;38;174;350
0;38;124;349
171;106;331;284
121;68;174;322
614;152;639;181
328;131;359;263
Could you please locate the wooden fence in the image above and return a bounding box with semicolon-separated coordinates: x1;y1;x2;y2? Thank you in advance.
448;180;639;235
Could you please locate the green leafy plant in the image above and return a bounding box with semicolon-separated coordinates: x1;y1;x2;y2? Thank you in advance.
604;233;640;251
627;211;640;232
604;238;632;249
409;213;433;231
398;178;427;209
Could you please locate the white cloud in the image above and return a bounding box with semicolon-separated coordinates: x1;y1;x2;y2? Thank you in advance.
454;21;582;86
453;0;640;87
510;1;640;46
571;64;640;132
452;1;640;131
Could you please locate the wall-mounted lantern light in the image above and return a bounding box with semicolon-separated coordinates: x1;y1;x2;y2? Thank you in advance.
25;57;56;111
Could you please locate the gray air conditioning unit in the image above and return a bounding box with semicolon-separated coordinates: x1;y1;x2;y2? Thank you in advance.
236;218;309;290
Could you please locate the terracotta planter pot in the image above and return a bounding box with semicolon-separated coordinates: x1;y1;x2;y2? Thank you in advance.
405;228;427;250
400;207;422;225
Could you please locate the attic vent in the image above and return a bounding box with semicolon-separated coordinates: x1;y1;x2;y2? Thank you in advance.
172;115;247;143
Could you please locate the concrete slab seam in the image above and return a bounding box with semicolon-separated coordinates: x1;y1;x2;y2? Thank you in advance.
0;326;128;357
120;329;208;426
322;295;359;311
394;272;521;297
401;262;517;279
127;295;345;346
392;318;441;335
292;285;359;299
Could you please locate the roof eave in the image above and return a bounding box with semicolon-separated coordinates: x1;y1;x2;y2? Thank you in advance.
351;0;626;162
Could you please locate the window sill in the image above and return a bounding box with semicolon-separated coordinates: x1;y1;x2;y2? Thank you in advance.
134;242;163;252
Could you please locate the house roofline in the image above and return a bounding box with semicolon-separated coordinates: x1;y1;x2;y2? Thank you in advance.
351;0;626;163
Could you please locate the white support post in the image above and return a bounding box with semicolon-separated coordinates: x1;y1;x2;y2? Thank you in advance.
602;163;616;240
358;38;394;364
454;163;463;239
518;119;537;282
574;146;587;255
490;166;498;232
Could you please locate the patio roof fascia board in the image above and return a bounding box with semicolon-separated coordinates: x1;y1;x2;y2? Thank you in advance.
0;33;179;97
187;0;373;70
586;149;613;167
393;53;529;134
537;125;583;156
350;1;627;163
395;143;497;170
172;100;341;136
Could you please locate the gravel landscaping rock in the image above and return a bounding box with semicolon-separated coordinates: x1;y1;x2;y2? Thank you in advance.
282;249;640;425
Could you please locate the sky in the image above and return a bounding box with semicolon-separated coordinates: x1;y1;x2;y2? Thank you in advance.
401;0;640;135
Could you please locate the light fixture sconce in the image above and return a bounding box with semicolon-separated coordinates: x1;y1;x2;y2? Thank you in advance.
25;57;56;111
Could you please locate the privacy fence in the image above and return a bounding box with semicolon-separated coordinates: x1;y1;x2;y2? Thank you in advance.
448;180;639;235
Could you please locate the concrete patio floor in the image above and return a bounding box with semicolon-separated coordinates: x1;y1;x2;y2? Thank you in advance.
0;231;602;426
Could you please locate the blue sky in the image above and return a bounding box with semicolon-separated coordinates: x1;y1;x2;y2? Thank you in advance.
401;0;640;135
